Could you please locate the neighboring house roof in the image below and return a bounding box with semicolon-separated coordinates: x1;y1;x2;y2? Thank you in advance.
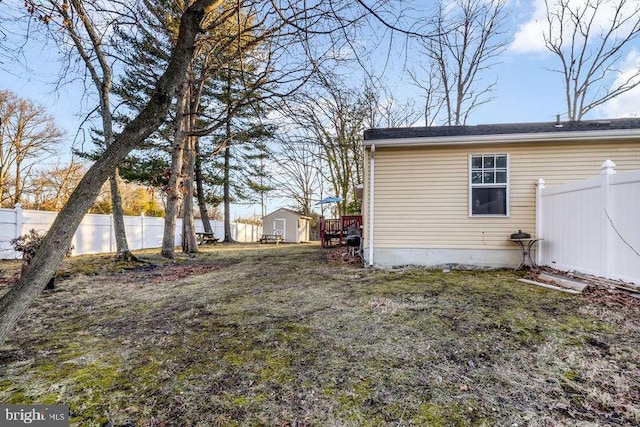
263;207;312;220
363;118;640;147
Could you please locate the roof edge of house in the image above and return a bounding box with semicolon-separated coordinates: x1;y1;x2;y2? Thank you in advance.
362;128;640;148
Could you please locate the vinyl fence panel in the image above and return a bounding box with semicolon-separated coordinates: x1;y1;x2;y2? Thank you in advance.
538;162;640;285
0;208;261;259
609;170;640;284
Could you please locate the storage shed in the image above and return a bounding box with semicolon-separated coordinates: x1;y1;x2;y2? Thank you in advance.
262;208;311;243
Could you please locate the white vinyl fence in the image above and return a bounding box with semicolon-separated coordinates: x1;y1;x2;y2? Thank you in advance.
0;206;262;259
537;160;640;285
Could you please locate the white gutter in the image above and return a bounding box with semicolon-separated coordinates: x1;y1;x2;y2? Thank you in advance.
368;144;375;267
362;129;640;148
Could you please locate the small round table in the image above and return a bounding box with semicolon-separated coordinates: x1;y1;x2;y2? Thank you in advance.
510;238;543;271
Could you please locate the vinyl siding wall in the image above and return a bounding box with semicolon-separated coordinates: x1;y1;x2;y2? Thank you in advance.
364;140;640;252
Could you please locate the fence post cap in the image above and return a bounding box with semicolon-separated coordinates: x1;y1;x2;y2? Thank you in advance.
600;159;616;175
14;203;22;209
537;178;546;187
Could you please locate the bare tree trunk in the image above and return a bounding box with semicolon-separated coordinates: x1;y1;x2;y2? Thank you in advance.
161;82;189;259
103;100;133;261
260;183;266;218
182;89;199;253
0;1;210;346
223;143;234;242
109;171;136;260
194;140;213;233
13;159;21;205
182;133;198;253
63;0;136;260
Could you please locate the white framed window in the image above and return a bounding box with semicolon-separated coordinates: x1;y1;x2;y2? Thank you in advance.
469;154;509;216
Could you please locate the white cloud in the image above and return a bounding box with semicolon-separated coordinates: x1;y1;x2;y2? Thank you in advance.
508;0;548;54
598;49;640;118
509;0;640;55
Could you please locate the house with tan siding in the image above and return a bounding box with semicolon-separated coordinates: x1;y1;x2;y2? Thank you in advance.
362;118;640;268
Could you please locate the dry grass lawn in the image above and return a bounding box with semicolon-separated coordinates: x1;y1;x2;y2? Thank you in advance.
0;243;639;426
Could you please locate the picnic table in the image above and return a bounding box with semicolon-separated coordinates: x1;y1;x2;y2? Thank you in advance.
259;234;283;244
196;232;219;245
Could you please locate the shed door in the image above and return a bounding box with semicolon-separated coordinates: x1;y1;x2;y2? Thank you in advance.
298;219;308;242
273;219;285;241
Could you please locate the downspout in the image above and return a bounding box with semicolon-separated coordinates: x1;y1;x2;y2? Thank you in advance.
368;144;375;266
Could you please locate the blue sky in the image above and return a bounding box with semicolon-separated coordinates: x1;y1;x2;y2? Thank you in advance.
370;0;640;125
2;0;639;216
3;0;639;140
498;0;640;122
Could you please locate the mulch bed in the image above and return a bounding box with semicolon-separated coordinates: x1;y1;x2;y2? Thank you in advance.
583;288;640;311
324;246;363;265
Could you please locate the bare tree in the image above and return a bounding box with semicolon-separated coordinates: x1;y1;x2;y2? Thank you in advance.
0;0;215;346
0;2;23;68
0;90;63;207
543;0;640;120
283;77;368;215
276;78;419;216
271;134;322;216
27;157;85;211
408;62;446;126
24;0;140;260
362;83;421;129
413;0;509;126
0;0;439;345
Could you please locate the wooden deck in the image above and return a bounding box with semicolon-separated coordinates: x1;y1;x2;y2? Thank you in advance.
319;215;362;247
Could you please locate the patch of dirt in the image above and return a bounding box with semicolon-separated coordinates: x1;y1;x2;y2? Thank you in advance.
99;259;239;285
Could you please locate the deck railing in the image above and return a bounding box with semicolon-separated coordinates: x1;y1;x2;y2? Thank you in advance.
319;215;362;247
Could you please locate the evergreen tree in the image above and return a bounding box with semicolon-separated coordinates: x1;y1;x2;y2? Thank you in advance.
114;0;277;250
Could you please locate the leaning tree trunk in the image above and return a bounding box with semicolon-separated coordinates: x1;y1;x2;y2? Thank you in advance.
0;1;210;346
